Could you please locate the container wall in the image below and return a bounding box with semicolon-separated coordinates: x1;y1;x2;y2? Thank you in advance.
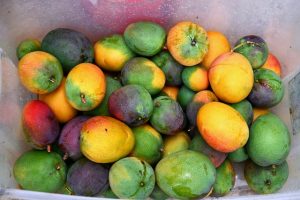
0;0;300;199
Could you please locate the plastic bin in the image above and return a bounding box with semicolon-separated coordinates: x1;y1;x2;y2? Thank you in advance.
1;0;300;199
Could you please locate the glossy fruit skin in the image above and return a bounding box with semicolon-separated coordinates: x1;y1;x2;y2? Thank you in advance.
94;34;135;71
66;158;109;196
150;96;186;135
65;63;106;111
189;132;226;167
209;52;254;103
16;39;41;59
80;116;135;163
247;113;291;167
58;116;90;161
230;99;253;126
234;35;269;69
121;57;166;95
108;84;153;126
150;185;169;200
22;100;60;150
167;21;209;66
13;150;66;193
130;124;163;164
211;159;236;197
41;28;94;73
197;102;249;153
244;160;289;194
109;157;155;199
18;51;63;94
155;150;216;199
152;50;183;86
248;68;284;108
124;21;166;56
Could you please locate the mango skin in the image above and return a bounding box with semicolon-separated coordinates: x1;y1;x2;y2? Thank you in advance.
16;39;41;60
155;150;216;200
244;160;289;194
209;52;254;103
22;100;60;150
248;68;284;108
41;28;94;73
94;34;135;71
67;158;109;196
167;21;209;66
80;116;135;163
150;96;186;135
124;21;166;56
109;157;155;199
121;57;166;95
197;102;249;153
228;147;248;163
189;132;226;167
13;150;66;193
18;51;63;94
247;113;291;167
84;75;122;116
152;50;183;86
202;31;231;69
58;116;90;161
211;159;236;197
230;99;253;126
177;86;195;110
108;84;153;126
234;35;268;69
130;124;163;164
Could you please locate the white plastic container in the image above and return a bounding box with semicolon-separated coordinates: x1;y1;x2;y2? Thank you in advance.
1;0;300;199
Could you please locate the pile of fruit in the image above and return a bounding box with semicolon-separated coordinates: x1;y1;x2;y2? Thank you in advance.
13;20;290;199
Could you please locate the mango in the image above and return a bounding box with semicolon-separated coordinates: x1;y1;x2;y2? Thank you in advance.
197;102;249;153
167;21;209;66
80;116;135;163
22;100;60;150
67;158;109;196
16;39;41;60
209;52;254;103
109;157;155;199
18;51;63;94
41;28;94;73
155;150;216;199
124;21;166;56
108;84;153;126
247;113;291;166
150;96;186;135
13;150;66;193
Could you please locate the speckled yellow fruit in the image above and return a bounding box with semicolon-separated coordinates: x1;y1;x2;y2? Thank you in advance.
39;78;77;123
197;102;249;153
65;63;106;111
80;116;135;163
163;131;191;157
209;52;254;103
161;86;179;101
253;107;269;121
202;31;231;69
